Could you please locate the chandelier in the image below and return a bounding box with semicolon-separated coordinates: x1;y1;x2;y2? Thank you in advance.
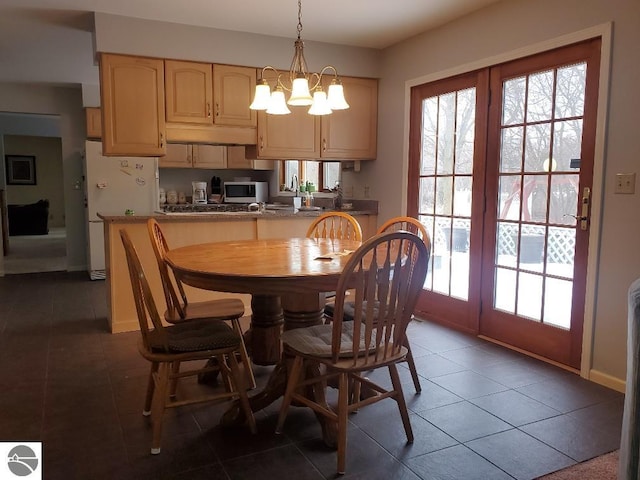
249;0;349;116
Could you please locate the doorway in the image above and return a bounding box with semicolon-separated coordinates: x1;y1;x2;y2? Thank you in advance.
409;39;601;369
2;135;67;275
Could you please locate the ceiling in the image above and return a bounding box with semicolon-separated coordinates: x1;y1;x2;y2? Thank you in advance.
0;0;503;86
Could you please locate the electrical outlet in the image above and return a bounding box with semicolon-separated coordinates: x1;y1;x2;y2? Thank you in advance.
615;173;636;194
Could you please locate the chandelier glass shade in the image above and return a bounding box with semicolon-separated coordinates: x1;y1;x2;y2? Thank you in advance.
249;0;349;116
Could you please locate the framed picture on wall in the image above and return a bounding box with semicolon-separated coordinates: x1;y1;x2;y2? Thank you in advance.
5;155;36;185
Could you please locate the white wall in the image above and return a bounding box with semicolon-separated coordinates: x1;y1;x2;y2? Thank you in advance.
93;12;381;79
370;0;640;385
0;84;87;272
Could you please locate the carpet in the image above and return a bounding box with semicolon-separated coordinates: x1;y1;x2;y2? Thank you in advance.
536;450;618;479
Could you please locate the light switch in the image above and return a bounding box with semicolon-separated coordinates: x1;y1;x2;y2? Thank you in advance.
615;173;636;194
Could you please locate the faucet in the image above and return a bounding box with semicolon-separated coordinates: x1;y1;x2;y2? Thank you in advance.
292;174;299;196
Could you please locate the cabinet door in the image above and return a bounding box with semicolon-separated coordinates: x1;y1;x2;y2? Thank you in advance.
321;77;378;159
194;145;226;169
165;60;213;125
257;107;320;159
213;65;257;127
100;53;166;156
85;107;102;139
159;144;193;168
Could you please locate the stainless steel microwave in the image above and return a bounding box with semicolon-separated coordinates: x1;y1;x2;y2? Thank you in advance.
223;181;268;203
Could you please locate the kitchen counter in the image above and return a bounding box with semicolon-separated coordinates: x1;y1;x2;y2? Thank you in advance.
98;208;376;223
100;208;378;333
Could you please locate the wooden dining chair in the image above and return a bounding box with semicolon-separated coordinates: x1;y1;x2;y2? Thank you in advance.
147;218;255;389
377;216;430;393
306;212;363;241
377;215;428;240
276;231;430;475
119;228;257;455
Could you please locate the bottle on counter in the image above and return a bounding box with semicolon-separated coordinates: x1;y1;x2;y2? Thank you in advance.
304;191;313;208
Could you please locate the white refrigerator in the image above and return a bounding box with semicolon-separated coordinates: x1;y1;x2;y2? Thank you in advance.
83;140;159;280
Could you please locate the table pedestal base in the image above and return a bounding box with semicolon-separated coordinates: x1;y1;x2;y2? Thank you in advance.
222;291;337;446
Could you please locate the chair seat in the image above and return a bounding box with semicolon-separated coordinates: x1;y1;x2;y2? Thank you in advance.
282;322;406;364
150;320;240;353
164;298;245;324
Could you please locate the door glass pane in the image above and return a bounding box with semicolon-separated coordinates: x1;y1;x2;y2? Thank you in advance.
433;217;452;295
421;215;435;289
437;93;455;175
451;218;470;301
496;221;518;268
524;123;551;172
546;227;575;278
526;70;554;122
553;120;583;170
419;87;475;302
502;76;526;126
421;97;438;176
517;272;543;320
419;177;435;214
494;267;516;313
549;174;579;224
455;88;476;174
500;126;524;173
498;175;521;221
524;174;548;223
435;176;453;215
453;177;473;217
544;277;573;329
555;63;586;119
519;224;546;273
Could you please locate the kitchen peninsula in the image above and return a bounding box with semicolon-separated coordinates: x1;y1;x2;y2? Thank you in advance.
99;208;377;333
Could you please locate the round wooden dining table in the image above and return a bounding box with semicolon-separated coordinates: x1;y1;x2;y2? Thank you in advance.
165;236;362;444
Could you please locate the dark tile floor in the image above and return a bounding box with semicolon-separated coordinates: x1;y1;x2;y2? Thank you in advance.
0;271;624;480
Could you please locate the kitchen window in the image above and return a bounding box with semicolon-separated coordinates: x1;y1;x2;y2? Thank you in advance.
280;160;340;192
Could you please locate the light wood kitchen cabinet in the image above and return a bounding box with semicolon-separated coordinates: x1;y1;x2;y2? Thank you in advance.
321;76;378;159
164;62;256;128
257;104;321;159
85;107;102;139
159;143;226;169
256;76;377;160
227;146;274;170
99;53;166;156
213;65;257;127
164;60;213;125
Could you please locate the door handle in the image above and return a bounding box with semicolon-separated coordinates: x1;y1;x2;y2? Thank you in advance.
564;187;590;231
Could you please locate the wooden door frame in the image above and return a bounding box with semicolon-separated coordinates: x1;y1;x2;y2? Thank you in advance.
480;38;602;369
408;70;488;334
403;23;612;378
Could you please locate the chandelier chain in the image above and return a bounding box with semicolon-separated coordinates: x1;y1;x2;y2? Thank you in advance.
297;0;303;39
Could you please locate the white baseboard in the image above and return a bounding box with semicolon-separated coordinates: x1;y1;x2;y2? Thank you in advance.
589;369;626;393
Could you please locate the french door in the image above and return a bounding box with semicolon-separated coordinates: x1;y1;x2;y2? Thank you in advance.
408;39;601;368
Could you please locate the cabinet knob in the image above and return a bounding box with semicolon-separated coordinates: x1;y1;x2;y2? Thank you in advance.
323;138;327;151
259;136;264;150
215;102;220;117
159;132;164;148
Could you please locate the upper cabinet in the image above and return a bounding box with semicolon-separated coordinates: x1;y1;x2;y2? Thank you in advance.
257;104;320;159
100;53;166;156
98;53;376;162
321;76;378;160
85;107;102;139
256;76;378;160
164;60;213;125
213;65;257;127
159;143;226;169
